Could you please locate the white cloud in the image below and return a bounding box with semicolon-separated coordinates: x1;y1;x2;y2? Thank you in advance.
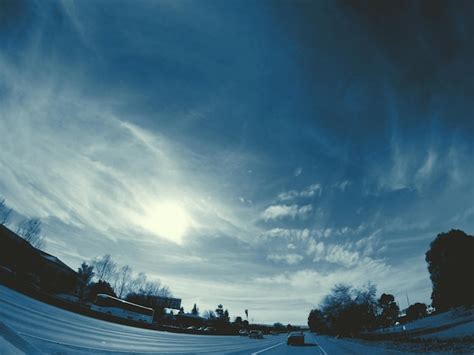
259;227;356;244
370;140;472;193
266;253;304;265
333;180;351;191
260;228;312;241
0;56;256;246
277;183;322;201
277;190;299;201
416;150;437;180
293;166;303;177
238;197;253;205
306;239;365;268
300;184;322;197
252;255;432;312
307;238;325;256
298;204;313;215
260;204;312;221
324;244;360;267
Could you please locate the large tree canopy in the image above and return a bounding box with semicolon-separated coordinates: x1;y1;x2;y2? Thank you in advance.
426;230;474;311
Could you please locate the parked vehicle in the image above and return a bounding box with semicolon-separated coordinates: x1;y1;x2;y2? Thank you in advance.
249;330;263;339
90;294;154;324
287;331;304;345
239;329;249;336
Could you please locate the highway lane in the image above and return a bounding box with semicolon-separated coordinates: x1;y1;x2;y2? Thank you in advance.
0;286;288;354
255;333;406;355
0;286;411;354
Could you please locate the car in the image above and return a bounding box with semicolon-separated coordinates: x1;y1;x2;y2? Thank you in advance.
287;331;304;346
249;330;263;339
203;327;216;333
239;329;249;336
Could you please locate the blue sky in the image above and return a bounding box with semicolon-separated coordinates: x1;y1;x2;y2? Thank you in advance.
0;0;473;324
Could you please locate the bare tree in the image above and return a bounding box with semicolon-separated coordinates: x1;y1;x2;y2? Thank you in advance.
128;272;147;294
203;310;216;320
91;254;117;283
115;265;133;298
143;281;161;296
142;280;173;297
0;198;12;226
16;218;44;249
158;285;172;298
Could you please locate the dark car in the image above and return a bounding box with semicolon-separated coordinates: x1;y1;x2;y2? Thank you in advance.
249;330;263;339
287;331;304;345
239;329;249;336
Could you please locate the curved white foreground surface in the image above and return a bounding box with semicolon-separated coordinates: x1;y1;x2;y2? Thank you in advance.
0;286;407;354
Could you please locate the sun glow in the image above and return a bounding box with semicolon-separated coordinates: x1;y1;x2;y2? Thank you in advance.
138;201;191;244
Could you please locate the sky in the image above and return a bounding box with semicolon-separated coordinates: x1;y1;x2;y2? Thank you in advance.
0;0;473;325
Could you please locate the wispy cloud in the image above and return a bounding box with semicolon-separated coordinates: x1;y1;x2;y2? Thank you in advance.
0;55;255;246
277;183;322;202
332;180;351;191
260;204;313;221
253;255;431;313
266;253;304;265
293;166;303;177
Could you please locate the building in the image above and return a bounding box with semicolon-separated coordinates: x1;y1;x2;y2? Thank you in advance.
0;224;77;293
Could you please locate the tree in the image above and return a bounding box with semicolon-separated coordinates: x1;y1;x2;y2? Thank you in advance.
214;304;230;323
319;283;378;335
16;218;43;249
426;230;474;311
320;283;353;334
178;307;185;315
215;304;224;318
308;309;328;334
141;281;172;298
0;198;12;225
351;283;378;332
191;303;199;316
406;303;427;322
128;272;147;294
77;262;94;298
114;265;133;298
124;275;174;322
378;293;400;327
273;322;285;330
86;280;116;301
91;254;117;283
203;310;216;320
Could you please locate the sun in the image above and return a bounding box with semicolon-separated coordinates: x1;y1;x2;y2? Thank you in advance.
138;201;190;244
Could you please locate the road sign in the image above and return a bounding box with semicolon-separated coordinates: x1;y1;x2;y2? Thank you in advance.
149;296;182;310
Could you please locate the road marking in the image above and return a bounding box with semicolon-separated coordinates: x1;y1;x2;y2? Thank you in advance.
311;333;328;355
0;320;42;354
251;341;285;354
318;344;329;355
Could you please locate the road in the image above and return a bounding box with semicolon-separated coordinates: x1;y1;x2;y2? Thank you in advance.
0;286;405;354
